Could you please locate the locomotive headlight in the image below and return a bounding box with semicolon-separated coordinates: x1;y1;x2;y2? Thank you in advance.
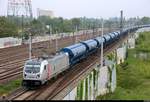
37;74;40;78
24;74;27;78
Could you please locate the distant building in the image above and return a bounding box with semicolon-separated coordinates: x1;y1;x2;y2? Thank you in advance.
37;8;54;18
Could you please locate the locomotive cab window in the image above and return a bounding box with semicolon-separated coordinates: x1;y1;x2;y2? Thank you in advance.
44;65;47;70
25;62;41;73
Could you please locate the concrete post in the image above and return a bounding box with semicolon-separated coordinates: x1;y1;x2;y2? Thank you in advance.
101;19;104;69
56;31;58;52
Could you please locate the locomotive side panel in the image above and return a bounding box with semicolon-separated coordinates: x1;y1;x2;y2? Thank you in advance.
94;37;105;47
61;43;87;59
81;39;98;51
61;43;87;65
109;33;116;39
103;34;111;46
103;35;111;42
47;53;70;79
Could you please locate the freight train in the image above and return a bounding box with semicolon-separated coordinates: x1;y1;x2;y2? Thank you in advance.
22;25;149;87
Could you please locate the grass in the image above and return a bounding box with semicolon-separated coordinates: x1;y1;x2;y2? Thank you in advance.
135;31;150;52
0;78;22;96
97;32;150;100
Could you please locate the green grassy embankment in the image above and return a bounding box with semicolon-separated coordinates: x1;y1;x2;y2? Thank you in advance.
97;31;150;100
0;79;22;96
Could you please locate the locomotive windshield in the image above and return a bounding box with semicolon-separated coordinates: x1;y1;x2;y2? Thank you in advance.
25;62;41;73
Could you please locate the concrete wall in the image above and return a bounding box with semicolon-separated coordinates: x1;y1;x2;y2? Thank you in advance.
128;38;135;49
63;59;116;100
111;64;117;93
128;27;150;49
137;27;150;32
63;87;77;100
116;46;127;64
98;66;110;95
25;31;89;44
0;37;22;49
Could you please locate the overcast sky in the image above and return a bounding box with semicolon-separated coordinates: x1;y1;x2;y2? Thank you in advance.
0;0;150;19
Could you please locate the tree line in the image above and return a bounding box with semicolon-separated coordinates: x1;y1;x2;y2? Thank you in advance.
0;16;150;38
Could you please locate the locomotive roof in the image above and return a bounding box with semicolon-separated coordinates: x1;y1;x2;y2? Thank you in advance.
26;59;42;65
26;53;66;64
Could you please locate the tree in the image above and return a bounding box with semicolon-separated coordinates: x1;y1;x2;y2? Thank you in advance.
29;19;45;36
71;18;81;31
63;19;73;32
22;18;46;40
141;17;150;25
0;17;18;38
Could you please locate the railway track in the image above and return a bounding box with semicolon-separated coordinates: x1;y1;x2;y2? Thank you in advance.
5;35;128;100
47;35;128;100
0;33;101;85
46;38;122;100
6;55;96;100
6;88;29;100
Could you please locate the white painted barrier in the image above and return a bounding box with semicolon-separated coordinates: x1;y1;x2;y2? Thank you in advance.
0;37;22;49
98;66;109;95
63;87;77;100
63;60;116;100
128;38;135;49
137;27;150;32
0;29;95;48
117;46;127;64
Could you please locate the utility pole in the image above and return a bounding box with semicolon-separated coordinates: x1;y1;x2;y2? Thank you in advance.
93;23;95;38
108;21;112;33
120;10;123;34
56;31;58;52
101;19;104;68
72;30;75;44
29;32;32;60
49;24;51;35
49;25;52;43
75;25;78;43
76;25;78;32
99;24;101;36
21;15;24;43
